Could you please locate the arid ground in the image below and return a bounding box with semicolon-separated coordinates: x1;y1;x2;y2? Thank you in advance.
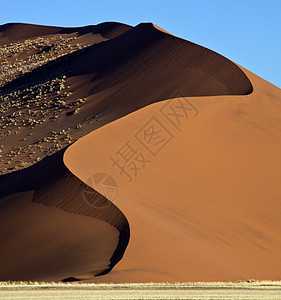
1;281;281;299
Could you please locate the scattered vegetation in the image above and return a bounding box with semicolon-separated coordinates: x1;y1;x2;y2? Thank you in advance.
0;34;97;174
0;36;92;174
0;35;86;87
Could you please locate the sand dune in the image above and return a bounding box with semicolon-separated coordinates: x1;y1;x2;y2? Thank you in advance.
64;66;281;282
0;22;280;282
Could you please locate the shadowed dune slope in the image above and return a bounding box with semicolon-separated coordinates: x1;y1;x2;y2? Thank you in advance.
0;22;252;173
0;23;253;145
0;149;129;281
66;22;252;97
65;68;281;282
1;22;252;101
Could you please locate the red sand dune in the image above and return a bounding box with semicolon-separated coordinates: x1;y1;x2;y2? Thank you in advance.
0;22;280;282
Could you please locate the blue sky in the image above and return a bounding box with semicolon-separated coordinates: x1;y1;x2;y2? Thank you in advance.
1;0;280;88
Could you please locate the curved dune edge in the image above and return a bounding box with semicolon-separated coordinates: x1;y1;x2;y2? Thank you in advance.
0;149;129;281
152;23;173;35
64;67;281;283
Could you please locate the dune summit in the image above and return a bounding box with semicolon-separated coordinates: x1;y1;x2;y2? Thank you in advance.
0;22;280;283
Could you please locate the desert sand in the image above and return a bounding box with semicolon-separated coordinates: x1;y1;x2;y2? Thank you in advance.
0;22;280;283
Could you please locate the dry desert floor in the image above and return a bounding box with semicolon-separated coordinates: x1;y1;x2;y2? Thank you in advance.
0;281;281;299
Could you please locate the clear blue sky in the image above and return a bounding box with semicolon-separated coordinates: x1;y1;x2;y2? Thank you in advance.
1;0;280;88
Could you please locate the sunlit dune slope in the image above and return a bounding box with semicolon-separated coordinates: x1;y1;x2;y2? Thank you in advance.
65;68;281;282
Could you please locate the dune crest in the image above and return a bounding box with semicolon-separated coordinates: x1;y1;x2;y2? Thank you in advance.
151;23;173;35
0;22;132;44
